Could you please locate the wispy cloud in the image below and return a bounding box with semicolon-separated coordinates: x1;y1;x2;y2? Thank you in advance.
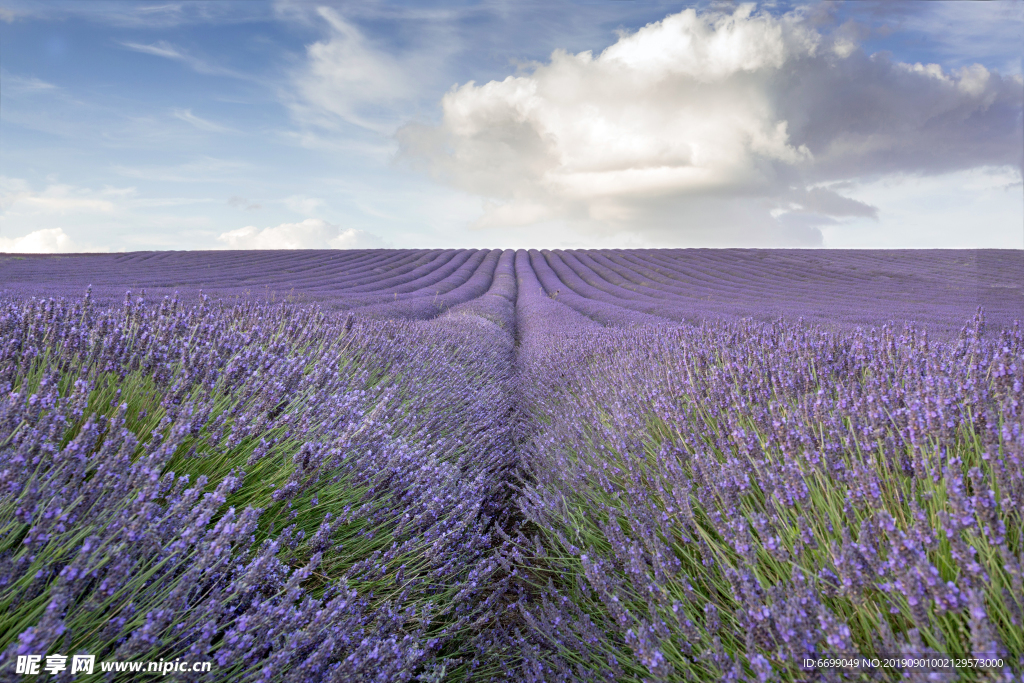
283;194;324;216
895;2;1023;76
111;157;254;183
288;8;414;134
120;39;182;60
172;107;235;133
0;176;228;251
2;72;60;93
275;129;396;162
286;6;463;135
0;1;263;28
118;40;252;80
227;196;262;211
0;176;124;214
820;166;1024;249
136;3;184;16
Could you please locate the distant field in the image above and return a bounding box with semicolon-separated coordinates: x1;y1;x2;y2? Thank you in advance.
1;249;1022;681
2;249;1021;338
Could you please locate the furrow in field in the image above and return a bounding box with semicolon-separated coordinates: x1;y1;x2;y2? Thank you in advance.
639;249;778;294
1;250;436;305
163;251;385;291
577;250;764;326
588;250;736;305
329;250;480;310
624;250;752;298
306;249;443;292
554;250;672;302
570;250;672;295
3;250;379;294
605;250;724;296
348;249;501;320
642;251;898;309
248;250;414;290
548;250;692;313
543;250;685;322
528;250;668;327
300;250;443;290
705;250;971;316
234;249;425;294
406;248;492;297
337;249;464;293
295;250;440;296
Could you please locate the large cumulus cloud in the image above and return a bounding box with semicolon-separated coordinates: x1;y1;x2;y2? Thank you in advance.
397;4;1022;246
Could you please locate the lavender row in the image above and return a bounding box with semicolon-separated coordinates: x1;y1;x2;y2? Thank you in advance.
0;291;524;681
512;310;1023;681
512;250;600;365
442;249;518;334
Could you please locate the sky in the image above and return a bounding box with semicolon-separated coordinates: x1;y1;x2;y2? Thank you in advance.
0;0;1021;252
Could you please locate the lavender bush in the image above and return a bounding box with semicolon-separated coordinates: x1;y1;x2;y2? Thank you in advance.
0;291;522;681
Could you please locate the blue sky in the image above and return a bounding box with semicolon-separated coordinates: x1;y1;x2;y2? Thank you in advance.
1;0;1021;252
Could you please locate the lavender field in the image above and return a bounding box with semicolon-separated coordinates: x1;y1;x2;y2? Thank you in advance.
1;249;1022;682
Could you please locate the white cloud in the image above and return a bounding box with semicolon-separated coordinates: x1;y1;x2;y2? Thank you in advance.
287;7;459;134
216;218;386;249
398;6;819;227
398;4;1022;246
227;195;261;210
136;4;185;17
289;8;414;133
0;227;93;253
0;178;126;251
600;4;819;82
